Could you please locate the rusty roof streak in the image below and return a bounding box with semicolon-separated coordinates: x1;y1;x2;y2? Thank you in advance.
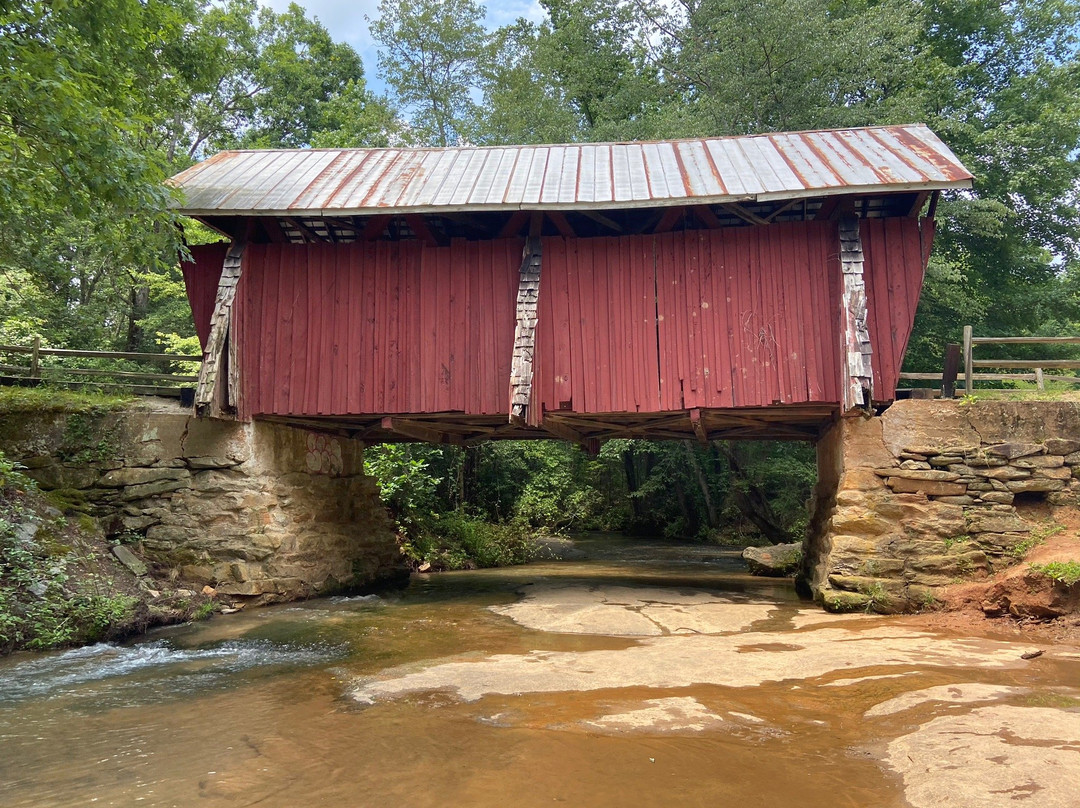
172;125;973;217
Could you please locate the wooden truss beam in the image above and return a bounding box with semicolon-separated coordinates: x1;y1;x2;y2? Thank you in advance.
195;241;246;416
405;214;447;246
689;408;708;443
580;210;623;233
362;215;391;241
499;211;529;238
720;203;768;226
284;217;330;243
541;416;587;444
838;215;874;411
380;417;462;444
653;207;687;233
693;205;725;229
509;236;543;426
547;211;576;238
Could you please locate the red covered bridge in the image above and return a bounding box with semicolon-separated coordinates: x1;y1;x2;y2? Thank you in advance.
174;125;972;444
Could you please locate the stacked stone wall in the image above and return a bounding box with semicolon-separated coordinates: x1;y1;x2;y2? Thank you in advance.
0;401;401;605
810;400;1080;612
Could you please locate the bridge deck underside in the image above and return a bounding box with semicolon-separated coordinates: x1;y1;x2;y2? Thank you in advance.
258;404;838;445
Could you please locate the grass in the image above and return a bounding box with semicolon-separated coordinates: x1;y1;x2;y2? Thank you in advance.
1008;522;1065;560
943;535;972;551
1029;561;1080;586
949;381;1080;403
860;581;891;613
0;386;133;415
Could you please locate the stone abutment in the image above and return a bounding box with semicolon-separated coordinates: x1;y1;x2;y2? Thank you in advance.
807;399;1080;612
0;400;401;605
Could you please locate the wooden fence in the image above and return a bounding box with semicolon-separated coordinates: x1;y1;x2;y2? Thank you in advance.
899;326;1080;396
0;338;202;398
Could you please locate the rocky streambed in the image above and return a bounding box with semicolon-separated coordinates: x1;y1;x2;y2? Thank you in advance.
1;534;1077;807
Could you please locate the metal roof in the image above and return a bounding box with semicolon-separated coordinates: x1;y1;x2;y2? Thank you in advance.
171;124;973;217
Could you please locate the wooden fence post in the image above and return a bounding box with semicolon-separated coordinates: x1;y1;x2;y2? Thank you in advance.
1035;367;1045;391
942;343;961;398
30;336;40;380
962;325;973;394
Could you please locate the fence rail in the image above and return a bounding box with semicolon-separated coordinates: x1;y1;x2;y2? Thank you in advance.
898;326;1080;396
0;338;202;398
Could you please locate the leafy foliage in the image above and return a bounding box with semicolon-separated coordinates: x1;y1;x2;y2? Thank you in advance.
1029;560;1080;585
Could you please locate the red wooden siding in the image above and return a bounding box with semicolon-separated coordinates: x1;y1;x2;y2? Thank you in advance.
181;242;228;350
652;222;843;410
183;218;930;420
532;236;662;414
861;217;931;401
233;240;519;418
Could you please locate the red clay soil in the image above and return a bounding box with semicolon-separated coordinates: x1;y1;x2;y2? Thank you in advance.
903;505;1080;644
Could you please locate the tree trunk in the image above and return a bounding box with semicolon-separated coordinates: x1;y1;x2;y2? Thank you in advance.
622;445;643;520
125;284;150;352
718;443;790;544
682;441;718;528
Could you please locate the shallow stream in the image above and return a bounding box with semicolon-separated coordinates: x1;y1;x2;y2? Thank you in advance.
2;535;1078;807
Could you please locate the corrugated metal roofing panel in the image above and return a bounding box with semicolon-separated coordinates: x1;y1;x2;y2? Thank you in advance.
171;124;974;216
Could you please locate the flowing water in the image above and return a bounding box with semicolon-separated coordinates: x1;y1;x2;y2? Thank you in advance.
2;535;1079;808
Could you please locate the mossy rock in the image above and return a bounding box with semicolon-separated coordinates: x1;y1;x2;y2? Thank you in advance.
820;588;872;612
743;542;803;577
45;488;92;515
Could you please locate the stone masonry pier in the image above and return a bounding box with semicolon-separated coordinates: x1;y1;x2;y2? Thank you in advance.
0;400;400;605
808;399;1080;612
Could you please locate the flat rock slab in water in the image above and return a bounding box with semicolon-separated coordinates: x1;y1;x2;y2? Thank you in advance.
743;543;802;577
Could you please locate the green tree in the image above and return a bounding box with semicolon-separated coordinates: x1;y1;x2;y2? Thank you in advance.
473;20;581;145
369;0;488;146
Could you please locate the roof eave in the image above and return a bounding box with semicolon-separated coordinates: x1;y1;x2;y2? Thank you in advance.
174;179;974;218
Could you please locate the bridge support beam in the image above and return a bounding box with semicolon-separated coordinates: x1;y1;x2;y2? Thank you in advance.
380;417;463;445
195;241;246;417
838;216;874;412
509;235;543;426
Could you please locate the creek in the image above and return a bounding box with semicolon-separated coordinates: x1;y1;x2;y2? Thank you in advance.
1;534;1078;807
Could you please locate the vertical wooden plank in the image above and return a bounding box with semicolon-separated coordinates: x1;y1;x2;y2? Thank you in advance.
549;237;571;410
252;246;268;415
610;237;628;411
568;238;590;413
372;241;386;413
793;225;818;400
314;245;331;414
635;236;648;411
826;223;846;403
769;225;792;403
289;246;307;414
705;231;726;407
451;239;468;410
299;245;315;414
279;246;297;414
360;243;375;413
344;245;359;414
420;245;435;412
654;234;670;410
623;237;641;412
330;246;343;412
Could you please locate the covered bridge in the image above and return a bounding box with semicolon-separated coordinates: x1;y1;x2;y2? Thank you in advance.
174;124;972;444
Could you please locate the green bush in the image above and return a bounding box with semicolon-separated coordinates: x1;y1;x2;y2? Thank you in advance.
400;512;538;571
1029;561;1080;586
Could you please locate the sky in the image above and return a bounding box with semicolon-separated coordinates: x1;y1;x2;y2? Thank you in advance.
260;0;547;95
